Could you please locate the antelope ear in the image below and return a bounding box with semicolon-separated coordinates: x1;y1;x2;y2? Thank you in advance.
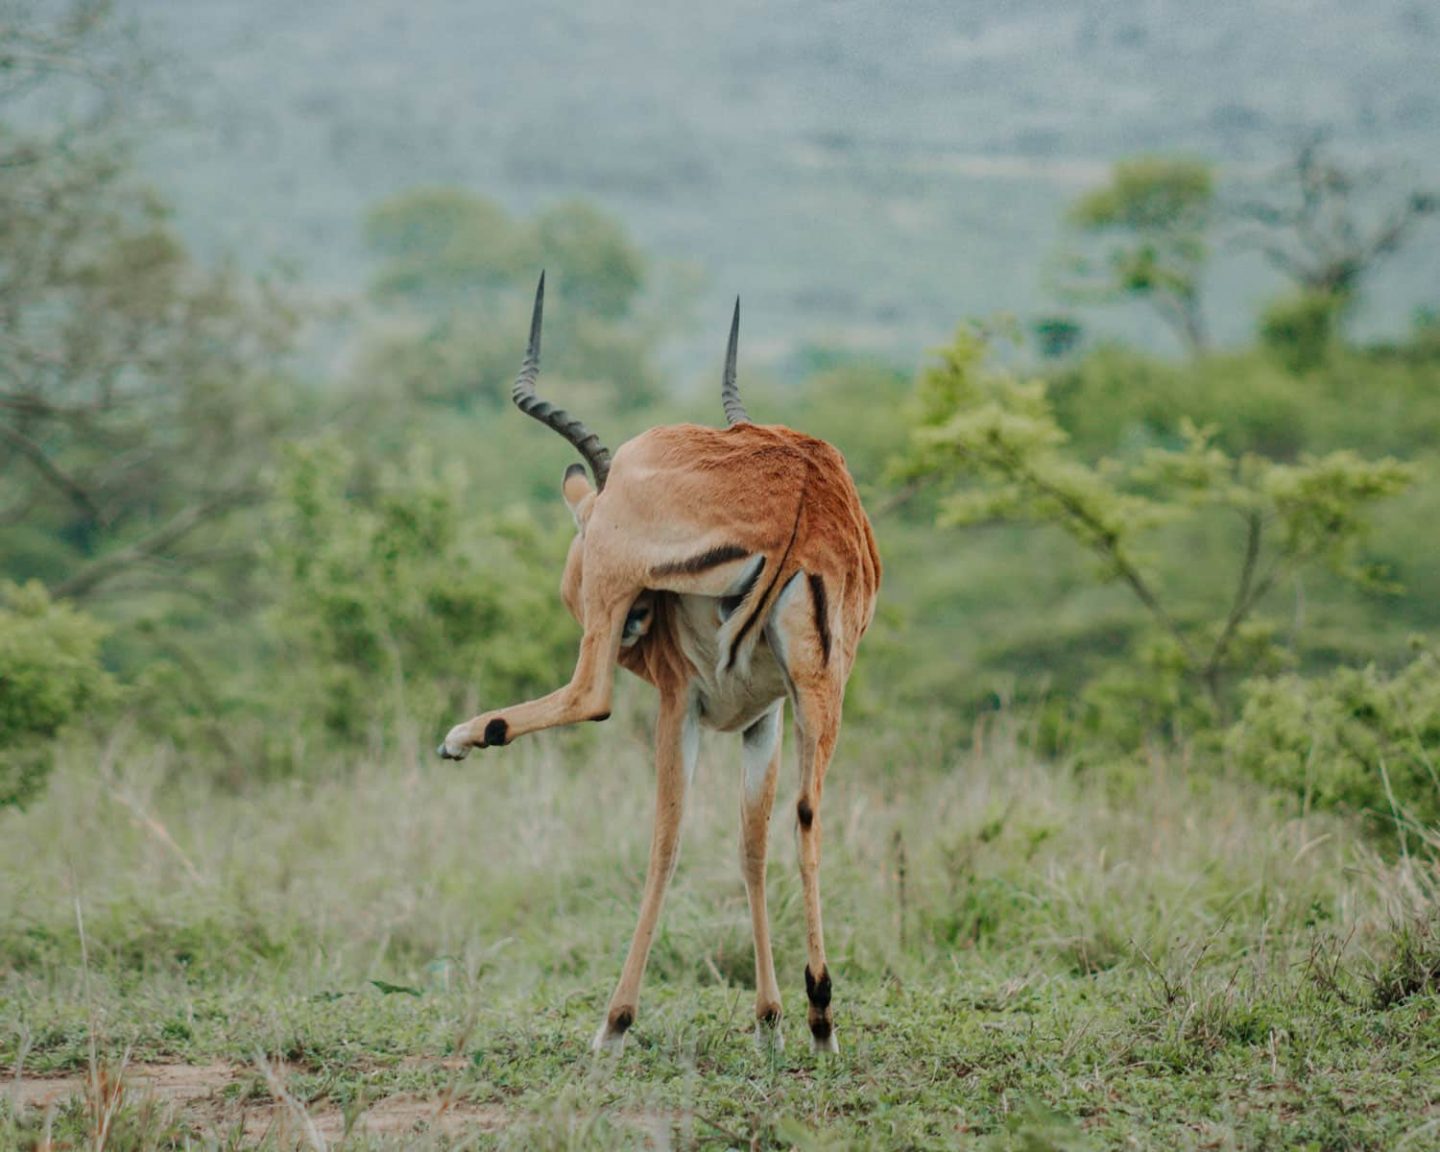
562;463;594;526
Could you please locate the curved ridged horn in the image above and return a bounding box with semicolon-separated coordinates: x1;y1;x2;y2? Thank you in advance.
720;296;749;426
510;272;613;489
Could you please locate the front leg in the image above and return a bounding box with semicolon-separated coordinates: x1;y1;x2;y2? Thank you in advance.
438;592;632;759
593;685;699;1053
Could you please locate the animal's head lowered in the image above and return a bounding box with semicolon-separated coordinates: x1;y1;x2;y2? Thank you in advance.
557;461;654;650
507;273;745;648
558;460;595;626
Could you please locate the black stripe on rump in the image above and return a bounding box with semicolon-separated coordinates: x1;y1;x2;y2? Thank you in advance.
725;576;772;671
725;491;806;673
720;556;765;621
808;572;831;664
653;542;750;577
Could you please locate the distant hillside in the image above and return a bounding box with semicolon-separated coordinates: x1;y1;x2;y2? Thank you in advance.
126;0;1440;377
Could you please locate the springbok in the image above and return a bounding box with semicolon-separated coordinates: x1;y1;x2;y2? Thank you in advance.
439;274;881;1054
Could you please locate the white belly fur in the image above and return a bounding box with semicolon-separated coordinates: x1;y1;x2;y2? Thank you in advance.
673;594;788;732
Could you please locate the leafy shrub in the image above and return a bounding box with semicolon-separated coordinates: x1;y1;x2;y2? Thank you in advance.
0;582;111;808
1074;626;1287;750
1259;290;1343;373
264;437;577;751
1052;341;1440;464
1228;642;1440;831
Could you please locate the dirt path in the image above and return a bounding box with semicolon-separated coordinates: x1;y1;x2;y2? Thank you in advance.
6;1062;508;1141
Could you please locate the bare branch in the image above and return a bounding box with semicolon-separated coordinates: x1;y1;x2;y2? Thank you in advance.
51;492;254;601
988;440;1203;667
0;419;101;523
1202;509;1265;714
1228;138;1440;301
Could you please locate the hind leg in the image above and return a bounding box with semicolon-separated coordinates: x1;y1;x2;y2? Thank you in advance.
792;693;841;1053
593;684;699;1053
740;703;784;1049
766;573;846;1053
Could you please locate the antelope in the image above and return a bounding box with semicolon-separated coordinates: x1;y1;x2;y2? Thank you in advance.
439;274;881;1054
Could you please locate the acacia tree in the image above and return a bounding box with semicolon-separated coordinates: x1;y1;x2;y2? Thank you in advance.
0;2;301;604
896;329;1412;741
1230;134;1439;308
1063;158;1215;356
1231;136;1439;371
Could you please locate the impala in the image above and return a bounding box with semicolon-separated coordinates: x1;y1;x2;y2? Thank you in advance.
439;274;881;1054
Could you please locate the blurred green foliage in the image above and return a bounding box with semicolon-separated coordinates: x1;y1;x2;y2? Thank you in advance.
0;4;305;721
1230;642;1440;832
0;121;300;600
367;192;643;320
0;583;111;808
1259;289;1344;373
1050;341;1440;461
263;437;576;752
1063;157;1214;354
358;189;660;413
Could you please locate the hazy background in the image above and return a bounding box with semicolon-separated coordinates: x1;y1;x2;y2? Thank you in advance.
128;0;1440;372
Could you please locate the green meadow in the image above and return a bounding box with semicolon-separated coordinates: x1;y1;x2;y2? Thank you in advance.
6;707;1439;1149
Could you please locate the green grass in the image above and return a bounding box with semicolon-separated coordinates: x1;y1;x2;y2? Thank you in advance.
3;698;1439;1149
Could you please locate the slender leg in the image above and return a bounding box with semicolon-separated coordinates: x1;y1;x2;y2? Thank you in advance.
593;687;699;1053
767;571;845;1054
740;704;784;1050
793;708;840;1053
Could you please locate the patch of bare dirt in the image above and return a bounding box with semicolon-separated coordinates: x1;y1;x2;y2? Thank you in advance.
5;1062;508;1141
8;1062;233;1113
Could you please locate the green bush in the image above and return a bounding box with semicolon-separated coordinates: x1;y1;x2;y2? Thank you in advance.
1051;341;1440;463
1260;290;1343;373
0;582;112;808
1228;642;1440;832
263;437;578;750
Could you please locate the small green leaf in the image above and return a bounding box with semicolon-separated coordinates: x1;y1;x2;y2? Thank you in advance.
369;979;423;997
